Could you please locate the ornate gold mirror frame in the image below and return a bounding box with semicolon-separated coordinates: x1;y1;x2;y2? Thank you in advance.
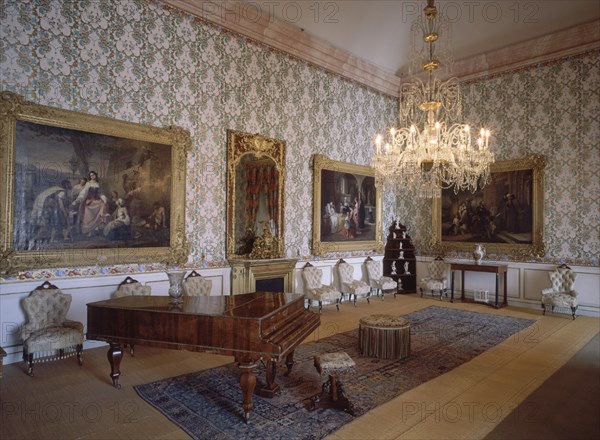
226;130;285;259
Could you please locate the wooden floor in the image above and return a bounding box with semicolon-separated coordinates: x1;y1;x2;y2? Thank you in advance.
1;294;598;440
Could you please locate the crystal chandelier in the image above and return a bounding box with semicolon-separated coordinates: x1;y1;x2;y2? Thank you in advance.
372;0;494;198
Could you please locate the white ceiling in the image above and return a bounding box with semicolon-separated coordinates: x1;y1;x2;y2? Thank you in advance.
242;0;600;76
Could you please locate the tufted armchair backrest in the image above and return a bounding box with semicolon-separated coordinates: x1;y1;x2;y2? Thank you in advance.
548;266;577;294
22;284;72;330
428;259;448;280
365;260;383;280
302;266;324;290
183;276;212;296
337;262;355;284
114;279;151;298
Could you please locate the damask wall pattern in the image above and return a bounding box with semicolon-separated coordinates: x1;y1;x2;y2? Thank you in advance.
412;51;599;266
1;0;597;282
0;0;398;279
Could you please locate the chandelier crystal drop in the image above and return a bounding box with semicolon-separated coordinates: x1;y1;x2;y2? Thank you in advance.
372;0;494;198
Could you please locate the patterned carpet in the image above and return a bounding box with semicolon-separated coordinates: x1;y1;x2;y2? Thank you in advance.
134;306;535;440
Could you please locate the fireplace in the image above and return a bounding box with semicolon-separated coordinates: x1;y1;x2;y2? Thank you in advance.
255;277;285;293
229;258;297;295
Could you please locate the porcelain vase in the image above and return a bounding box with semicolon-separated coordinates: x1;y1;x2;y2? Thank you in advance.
166;270;185;305
473;244;485;265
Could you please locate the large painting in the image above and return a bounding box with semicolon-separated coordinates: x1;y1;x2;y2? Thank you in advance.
312;154;382;255
0;92;190;274
432;155;546;258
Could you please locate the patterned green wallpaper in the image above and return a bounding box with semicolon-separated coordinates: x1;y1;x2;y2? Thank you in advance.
0;0;597;280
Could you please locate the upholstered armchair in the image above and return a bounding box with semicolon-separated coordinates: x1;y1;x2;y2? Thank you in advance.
337;259;371;306
419;257;449;300
113;276;152;298
541;264;578;319
113;276;151;355
182;270;212;296
21;281;83;377
302;263;341;312
365;257;398;299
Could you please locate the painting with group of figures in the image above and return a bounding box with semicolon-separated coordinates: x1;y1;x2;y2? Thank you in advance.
312;155;382;255
0;92;189;274
432;155;546;258
13;121;172;251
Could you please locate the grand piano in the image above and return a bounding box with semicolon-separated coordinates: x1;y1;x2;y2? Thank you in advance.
86;291;320;421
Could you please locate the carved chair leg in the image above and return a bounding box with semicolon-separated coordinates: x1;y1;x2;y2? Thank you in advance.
27;353;34;377
336;299;340;311
420;288;423;298
571;306;577;320
541;303;546;315
76;344;83;366
318;301;323;314
353;294;357;307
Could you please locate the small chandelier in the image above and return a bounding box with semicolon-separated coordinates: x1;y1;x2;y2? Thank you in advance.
372;0;494;198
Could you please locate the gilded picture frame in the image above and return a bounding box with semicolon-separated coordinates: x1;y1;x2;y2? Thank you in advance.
312;154;383;256
0;92;191;275
432;155;546;259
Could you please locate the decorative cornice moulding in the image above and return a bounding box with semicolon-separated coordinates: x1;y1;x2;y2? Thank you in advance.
163;0;401;97
406;19;600;85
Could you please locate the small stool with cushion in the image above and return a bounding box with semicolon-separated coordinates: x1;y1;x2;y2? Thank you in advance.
309;351;356;415
358;314;410;359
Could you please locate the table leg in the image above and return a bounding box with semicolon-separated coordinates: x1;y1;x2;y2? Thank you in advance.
451;271;455;303
238;361;257;423
495;273;499;308
107;342;123;389
461;270;465;301
503;271;508;306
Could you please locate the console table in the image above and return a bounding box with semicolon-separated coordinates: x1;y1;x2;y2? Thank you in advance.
450;262;508;309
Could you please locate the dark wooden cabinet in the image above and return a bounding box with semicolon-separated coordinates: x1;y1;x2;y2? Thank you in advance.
383;221;417;294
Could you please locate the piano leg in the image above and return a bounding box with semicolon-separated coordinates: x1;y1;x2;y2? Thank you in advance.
284;351;294;376
107;342;123;389
258;359;280;398
238;361;257;423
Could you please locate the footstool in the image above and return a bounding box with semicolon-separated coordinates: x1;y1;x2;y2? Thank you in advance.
309;351;356;415
358;314;410;359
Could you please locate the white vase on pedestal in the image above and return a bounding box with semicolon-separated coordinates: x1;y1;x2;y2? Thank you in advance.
166;270;186;305
473;244;485;265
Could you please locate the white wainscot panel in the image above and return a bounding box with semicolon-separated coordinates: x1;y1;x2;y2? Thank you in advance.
523;268;550;301
0;267;231;365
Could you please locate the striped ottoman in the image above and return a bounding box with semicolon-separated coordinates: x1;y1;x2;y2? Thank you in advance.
358;314;410;359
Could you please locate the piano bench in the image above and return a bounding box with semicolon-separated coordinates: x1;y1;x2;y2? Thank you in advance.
309;351;356;415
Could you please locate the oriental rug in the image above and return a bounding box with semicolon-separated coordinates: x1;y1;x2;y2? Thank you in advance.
134;306;535;440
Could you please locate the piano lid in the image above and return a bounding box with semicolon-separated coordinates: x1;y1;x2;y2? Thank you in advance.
86;291;302;319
